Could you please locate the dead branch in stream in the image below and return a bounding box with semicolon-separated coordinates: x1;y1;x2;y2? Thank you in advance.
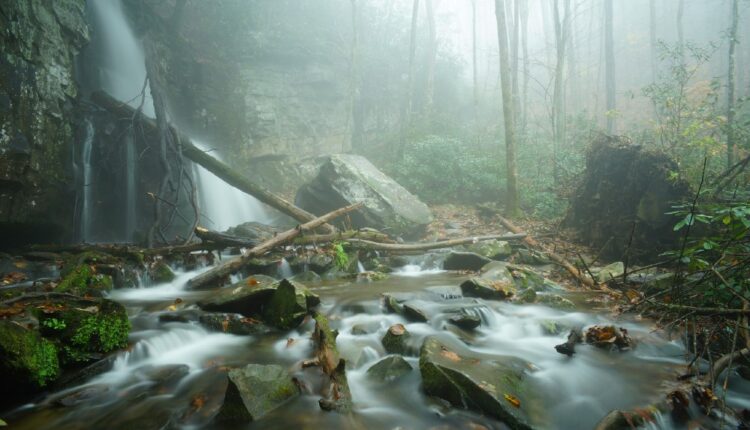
187;203;364;290
496;216;596;288
27;242;222;259
90;91;335;234
345;233;527;252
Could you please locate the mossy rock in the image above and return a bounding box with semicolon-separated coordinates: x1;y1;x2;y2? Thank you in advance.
216;364;299;422
535;294;575;310
0;320;60;396
262;279;308;330
444;252;492;271
419;336;537;430
56;264;114;296
382;324;412;355
507;264;547;291
464;240;512;260
148;261;175;284
460;277;516;301
37;298;130;364
367;355;413;382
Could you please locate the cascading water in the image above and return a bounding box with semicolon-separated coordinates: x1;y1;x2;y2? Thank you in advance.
80;118;94;242
191;141;273;231
124;131;137;241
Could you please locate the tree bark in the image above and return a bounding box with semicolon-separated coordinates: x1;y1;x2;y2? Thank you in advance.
424;0;437;113
346;233;527;253
494;0;520;217
187;203;363;290
551;0;571;184
727;0;739;168
90;91;334;234
604;0;616;134
399;0;421;154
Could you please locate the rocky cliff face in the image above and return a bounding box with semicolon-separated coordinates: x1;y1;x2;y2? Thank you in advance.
129;0;353;165
0;0;88;246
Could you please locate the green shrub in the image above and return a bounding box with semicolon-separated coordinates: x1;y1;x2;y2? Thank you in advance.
387;135;503;204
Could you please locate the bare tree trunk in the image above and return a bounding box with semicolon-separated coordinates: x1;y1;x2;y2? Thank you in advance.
424;0;437;114
511;0;521;125
727;0;739;168
472;0;479;116
520;0;529;132
552;0;570;184
348;0;363;151
604;0;616;134
399;0;420;154
494;0;519;217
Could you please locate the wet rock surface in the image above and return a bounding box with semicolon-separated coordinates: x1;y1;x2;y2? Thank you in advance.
216;364;299;422
296;154;433;239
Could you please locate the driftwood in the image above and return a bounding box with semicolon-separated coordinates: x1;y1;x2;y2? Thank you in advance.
194;227;258;248
312;312;352;412
188;203;363;290
345;233;526;252
497;216;596;288
27;242;220;259
90;91;335;234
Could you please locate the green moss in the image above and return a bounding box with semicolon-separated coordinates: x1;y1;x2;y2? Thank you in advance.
0;321;60;389
149;261;175;284
263;280;307;329
57;264;113;296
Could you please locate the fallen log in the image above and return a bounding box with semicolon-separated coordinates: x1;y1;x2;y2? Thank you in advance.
194;226;258;248
27;242;220;259
345;233;526;253
90;91;334;233
187;203;363;290
497;216;595;288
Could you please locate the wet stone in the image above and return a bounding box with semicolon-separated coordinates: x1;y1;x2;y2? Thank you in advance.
382;324;412;355
367;355;413;382
216;364;299;422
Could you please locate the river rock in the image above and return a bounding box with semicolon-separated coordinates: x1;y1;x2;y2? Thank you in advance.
382;324;412;355
596;262;625;283
224;222;279;242
506;264;547;291
295;154;433;239
464;240;512;260
536;294;576;310
448;313;482;330
216;364;299;422
382;293;429;323
262;279;311;329
56;264;114;296
147;260;175;284
419;336;537;430
460;277;516;300
444;252;492;271
367;355;413;382
198;313;270;335
0;320;60;400
480;261;515;282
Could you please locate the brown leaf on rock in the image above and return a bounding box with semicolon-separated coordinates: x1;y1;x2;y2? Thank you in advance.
504;393;521;408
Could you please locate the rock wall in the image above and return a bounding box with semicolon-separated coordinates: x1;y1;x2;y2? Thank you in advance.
128;0;354;165
0;0;88;247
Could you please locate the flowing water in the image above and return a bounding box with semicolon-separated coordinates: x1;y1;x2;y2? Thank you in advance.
5;261;699;430
80;118;94;243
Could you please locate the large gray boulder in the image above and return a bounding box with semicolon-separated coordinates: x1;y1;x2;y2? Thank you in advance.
295;154;433;238
419;336;538;430
216;364;299;422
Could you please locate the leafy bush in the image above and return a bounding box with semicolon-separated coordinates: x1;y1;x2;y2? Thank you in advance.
388;135;503;204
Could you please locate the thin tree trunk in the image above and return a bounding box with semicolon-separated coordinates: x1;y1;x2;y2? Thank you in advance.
472;0;479;116
399;0;420;154
348;0;363;151
424;0;437;114
511;0;521;125
604;0;616;134
552;0;570;184
494;0;519;216
520;0;529;132
727;0;739;168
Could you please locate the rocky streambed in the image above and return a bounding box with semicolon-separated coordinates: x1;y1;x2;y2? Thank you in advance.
1;248;748;429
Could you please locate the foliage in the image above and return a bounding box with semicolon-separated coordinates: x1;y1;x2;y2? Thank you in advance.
642;42;726;184
41;318;67;331
387;135;503;204
664;193;750;306
331;242;349;271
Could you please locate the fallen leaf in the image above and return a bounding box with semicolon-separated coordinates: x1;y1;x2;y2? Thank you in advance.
246;278;259;286
504;393;521;408
440;349;461;362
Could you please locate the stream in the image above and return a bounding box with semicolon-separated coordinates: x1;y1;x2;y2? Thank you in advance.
4;256;697;430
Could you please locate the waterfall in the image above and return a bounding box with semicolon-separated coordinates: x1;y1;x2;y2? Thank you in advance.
80;118;95;242
191;141;272;231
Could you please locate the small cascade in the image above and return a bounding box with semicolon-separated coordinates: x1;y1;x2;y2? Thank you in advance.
80;118;95;242
191;141;272;231
278;258;294;278
357;260;366;273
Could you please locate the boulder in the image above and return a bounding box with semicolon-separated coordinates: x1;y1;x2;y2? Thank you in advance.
147;260;175;284
535;294;576;310
382;324;412;355
198;277;319;330
460;277;516;301
444;252;492;271
198;313;270;335
464;240;512;260
0;320;60;399
506;264;547;291
596;262;624;283
448;313;482;330
419;336;537;430
216;364;299;422
382;293;428;323
367;355;413;382
295;154;433;238
56;264;113;296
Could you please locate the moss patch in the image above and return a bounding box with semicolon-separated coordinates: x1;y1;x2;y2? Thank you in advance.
0;321;60;390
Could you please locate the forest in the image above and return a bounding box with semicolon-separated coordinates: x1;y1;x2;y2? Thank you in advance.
0;0;749;429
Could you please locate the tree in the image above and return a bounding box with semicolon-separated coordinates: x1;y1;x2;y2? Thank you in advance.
399;0;420;153
552;0;571;183
604;0;616;134
726;0;739;168
494;0;519;216
471;0;479;115
424;0;437;113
